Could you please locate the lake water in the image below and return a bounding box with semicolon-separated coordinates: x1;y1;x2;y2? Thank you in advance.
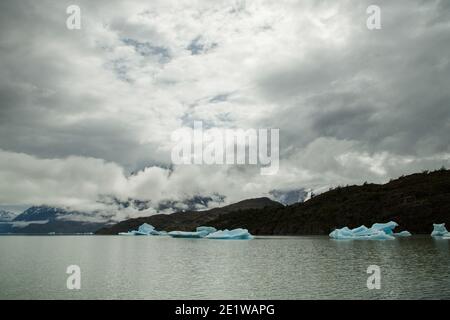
0;235;449;299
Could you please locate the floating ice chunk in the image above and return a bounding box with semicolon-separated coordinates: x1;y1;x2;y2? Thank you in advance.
138;223;154;233
351;225;368;234
119;223;162;236
133;223;160;235
118;231;137;236
205;228;253;240
330;221;403;240
330;228;395;240
366;231;395;240
394;231;412;237
196;226;217;234
370;221;398;235
329;227;354;239
431;223;449;237
328;229;340;239
351;225;376;236
168;230;209;238
168;226;217;238
136;224;161;235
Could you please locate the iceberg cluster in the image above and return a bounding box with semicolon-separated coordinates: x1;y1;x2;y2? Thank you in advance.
431;223;450;238
118;223;166;236
394;231;412;237
168;226;253;240
168;226;217;239
205;228;254;240
329;221;412;240
119;224;254;240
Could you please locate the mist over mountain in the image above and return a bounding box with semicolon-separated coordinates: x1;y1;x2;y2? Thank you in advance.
14;206;63;222
97;169;450;236
96;197;283;235
2;169;449;235
0;210;16;222
2;194;228;234
0;210;16;233
269;189;308;205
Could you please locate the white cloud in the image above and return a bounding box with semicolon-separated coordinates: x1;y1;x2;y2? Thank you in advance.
0;0;450;219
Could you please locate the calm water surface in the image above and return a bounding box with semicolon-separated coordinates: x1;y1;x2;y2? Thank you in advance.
0;235;449;299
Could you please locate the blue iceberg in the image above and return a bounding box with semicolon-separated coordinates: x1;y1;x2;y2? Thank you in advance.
196;226;217;234
168;226;253;240
329;227;354;239
431;223;450;237
205;228;254;240
351;225;371;236
370;221;398;235
135;223;160;235
329;221;411;240
118;223;163;236
329;228;394;240
168;226;217;239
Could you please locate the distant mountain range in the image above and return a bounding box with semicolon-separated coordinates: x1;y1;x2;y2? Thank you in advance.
2;169;449;235
0;190;303;234
14;206;65;222
97;169;450;235
8;206;106;234
96;197;283;235
0;210;17;233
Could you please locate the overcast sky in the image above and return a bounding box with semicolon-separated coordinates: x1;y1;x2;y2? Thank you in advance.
0;0;449;219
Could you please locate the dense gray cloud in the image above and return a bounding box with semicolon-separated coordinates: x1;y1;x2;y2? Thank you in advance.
0;0;449;220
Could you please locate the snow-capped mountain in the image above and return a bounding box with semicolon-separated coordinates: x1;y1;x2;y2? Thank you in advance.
269;189;308;205
5;194;227;234
13;206;64;222
0;210;17;222
7;206;108;234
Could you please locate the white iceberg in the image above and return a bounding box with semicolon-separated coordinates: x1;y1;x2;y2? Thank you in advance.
168;230;209;238
394;231;412;237
118;223;162;236
205;228;254;240
168;226;217;239
431;223;449;237
118;231;137;236
329;221;410;240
